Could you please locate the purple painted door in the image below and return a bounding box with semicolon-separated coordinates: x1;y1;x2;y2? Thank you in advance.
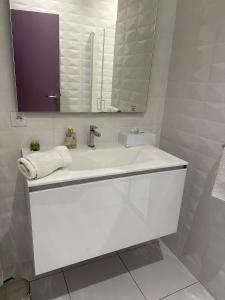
11;10;60;112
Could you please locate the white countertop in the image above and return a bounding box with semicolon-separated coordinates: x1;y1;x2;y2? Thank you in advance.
22;143;188;190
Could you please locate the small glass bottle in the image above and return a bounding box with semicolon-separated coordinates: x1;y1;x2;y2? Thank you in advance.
30;140;40;151
64;128;77;149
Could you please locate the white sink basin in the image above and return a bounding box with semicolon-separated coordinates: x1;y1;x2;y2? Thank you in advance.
69;146;157;171
22;143;188;189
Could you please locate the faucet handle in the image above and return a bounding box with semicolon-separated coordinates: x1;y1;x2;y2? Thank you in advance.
90;125;98;131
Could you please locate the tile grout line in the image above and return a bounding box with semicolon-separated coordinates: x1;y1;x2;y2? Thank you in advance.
117;252;148;300
158;281;199;300
62;270;72;300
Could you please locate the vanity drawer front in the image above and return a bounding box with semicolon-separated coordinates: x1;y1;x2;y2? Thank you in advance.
29;169;186;275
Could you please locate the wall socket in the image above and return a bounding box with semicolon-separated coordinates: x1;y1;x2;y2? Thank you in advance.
10;112;27;127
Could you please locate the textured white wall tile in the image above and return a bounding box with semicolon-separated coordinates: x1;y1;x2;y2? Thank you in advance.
161;0;225;299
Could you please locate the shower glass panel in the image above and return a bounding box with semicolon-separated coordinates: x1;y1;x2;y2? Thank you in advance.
91;25;116;112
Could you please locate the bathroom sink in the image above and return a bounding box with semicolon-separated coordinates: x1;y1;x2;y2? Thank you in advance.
68;146;157;171
22;143;188;190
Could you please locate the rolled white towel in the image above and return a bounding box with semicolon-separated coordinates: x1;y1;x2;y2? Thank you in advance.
212;148;225;201
18;146;72;180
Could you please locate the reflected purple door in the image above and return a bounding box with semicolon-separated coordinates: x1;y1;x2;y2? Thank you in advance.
11;10;60;112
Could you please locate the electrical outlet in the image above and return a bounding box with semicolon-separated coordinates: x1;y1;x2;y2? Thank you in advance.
10;112;27;127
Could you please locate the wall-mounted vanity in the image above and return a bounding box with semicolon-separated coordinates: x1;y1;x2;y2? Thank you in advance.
9;0;158;113
23;144;188;275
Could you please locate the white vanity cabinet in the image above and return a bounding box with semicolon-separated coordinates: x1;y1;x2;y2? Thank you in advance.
28;168;186;275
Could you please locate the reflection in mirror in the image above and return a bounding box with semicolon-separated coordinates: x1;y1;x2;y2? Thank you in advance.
10;0;158;113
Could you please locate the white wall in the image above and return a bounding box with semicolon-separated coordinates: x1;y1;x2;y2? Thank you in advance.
0;0;177;280
160;0;225;299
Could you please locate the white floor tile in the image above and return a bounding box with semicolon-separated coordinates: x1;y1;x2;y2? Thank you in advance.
119;240;197;300
30;273;70;300
64;255;145;300
164;283;215;299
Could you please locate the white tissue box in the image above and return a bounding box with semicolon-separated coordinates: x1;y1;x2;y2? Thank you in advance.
118;131;156;148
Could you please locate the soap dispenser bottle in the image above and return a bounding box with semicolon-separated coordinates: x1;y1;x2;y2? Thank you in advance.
64;127;77;149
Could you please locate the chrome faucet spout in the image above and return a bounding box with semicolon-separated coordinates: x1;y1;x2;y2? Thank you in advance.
93;131;101;137
88;125;101;148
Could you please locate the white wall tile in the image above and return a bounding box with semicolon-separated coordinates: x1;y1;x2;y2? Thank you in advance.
161;0;225;299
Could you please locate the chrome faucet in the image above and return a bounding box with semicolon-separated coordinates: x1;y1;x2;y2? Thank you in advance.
88;125;101;148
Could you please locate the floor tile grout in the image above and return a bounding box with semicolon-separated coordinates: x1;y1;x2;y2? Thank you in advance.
117;251;148;300
62;270;72;300
117;243;202;300
158;282;199;300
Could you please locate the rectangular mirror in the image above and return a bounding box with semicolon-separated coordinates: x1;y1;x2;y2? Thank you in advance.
9;0;158;113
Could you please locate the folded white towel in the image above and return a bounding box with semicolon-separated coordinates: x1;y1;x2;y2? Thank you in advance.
212;148;225;201
18;146;72;180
